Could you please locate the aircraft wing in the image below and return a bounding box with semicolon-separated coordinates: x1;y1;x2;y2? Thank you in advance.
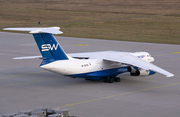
68;51;174;77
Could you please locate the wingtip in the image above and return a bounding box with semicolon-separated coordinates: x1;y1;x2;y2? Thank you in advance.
166;74;174;77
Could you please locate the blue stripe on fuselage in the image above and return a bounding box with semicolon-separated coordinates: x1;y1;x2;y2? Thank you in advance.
67;66;128;80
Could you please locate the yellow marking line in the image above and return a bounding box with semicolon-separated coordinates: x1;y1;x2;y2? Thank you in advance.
76;44;90;46
152;52;180;63
173;52;180;54
0;70;47;80
153;52;180;57
0;77;58;88
59;82;180;108
153;53;173;57
0;77;8;79
156;58;180;63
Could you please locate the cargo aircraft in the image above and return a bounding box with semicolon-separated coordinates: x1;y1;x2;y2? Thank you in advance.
4;27;174;83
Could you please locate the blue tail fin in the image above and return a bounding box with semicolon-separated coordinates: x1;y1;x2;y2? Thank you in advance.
33;33;68;64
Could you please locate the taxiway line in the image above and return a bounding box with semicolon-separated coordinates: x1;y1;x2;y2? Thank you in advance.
59;81;180;108
0;70;47;80
0;77;58;88
153;52;180;57
156;58;180;63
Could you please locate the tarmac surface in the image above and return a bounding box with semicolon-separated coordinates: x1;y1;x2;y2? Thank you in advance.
0;32;180;117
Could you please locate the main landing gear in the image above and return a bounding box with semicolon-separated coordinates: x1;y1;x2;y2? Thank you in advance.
103;77;121;83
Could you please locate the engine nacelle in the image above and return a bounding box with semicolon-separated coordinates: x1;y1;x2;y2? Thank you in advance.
127;66;136;73
135;69;150;76
128;67;156;76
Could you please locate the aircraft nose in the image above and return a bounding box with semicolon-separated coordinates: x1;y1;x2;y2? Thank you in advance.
151;57;155;62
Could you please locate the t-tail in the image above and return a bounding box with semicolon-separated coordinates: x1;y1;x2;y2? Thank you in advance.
4;27;69;65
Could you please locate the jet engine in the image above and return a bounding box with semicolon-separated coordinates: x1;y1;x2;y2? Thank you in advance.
127;66;136;73
134;69;150;76
128;66;155;76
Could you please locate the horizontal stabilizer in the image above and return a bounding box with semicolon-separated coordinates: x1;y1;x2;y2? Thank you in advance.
13;56;42;60
3;27;63;34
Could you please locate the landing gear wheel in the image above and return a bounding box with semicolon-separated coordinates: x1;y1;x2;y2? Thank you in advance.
115;78;121;82
103;78;108;82
103;77;114;83
108;78;114;83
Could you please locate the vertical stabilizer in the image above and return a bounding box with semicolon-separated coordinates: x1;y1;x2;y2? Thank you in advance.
33;33;68;61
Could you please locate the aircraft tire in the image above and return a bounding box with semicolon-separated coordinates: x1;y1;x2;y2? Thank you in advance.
108;78;114;83
103;78;108;82
115;78;121;82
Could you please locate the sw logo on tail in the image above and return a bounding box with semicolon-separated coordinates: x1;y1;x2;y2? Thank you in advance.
41;44;59;51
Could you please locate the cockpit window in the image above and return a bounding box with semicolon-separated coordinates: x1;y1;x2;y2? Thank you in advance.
148;54;152;57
